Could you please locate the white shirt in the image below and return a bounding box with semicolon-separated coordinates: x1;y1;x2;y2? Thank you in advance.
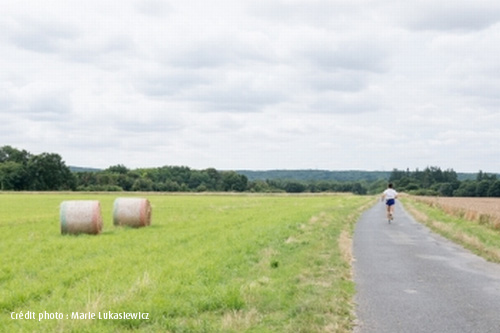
383;188;397;199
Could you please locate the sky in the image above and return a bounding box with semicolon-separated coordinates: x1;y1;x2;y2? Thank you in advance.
1;0;500;172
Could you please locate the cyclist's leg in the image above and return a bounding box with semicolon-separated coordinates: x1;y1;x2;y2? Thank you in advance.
387;200;395;221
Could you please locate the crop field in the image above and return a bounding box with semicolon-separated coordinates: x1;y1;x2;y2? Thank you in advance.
410;196;500;229
402;196;500;263
0;193;373;332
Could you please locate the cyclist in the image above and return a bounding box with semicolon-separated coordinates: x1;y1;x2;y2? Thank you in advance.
382;183;398;222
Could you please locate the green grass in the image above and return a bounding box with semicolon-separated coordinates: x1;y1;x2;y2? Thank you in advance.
0;193;372;332
402;197;500;263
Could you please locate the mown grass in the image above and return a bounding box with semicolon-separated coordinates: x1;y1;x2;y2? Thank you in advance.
402;196;500;263
0;193;372;332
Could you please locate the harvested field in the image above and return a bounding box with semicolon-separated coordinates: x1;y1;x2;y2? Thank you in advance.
411;196;500;229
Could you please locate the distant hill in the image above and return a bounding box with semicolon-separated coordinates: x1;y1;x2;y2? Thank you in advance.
238;169;482;182
69;166;102;173
237;170;391;182
457;173;477;181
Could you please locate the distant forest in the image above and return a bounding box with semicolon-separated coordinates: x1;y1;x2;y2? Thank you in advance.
388;167;500;197
1;146;499;196
238;170;391;182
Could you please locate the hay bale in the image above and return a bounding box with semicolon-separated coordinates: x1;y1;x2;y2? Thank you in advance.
113;198;152;228
60;200;103;235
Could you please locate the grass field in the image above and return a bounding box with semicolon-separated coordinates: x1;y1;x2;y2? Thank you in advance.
0;193;373;332
402;196;500;263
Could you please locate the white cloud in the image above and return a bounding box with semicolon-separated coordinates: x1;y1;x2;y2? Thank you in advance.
1;0;500;172
390;0;500;31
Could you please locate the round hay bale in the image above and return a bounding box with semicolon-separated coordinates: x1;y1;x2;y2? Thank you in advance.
113;198;152;228
60;200;103;235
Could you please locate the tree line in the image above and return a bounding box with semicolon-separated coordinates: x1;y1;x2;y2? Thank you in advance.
0;146;366;194
389;167;500;197
73;166;366;194
3;146;499;196
0;146;75;191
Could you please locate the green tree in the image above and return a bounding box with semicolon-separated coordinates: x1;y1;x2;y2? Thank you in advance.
351;182;367;195
248;180;272;192
221;171;248;192
131;178;154;192
284;181;306;193
437;183;455;196
487;181;500;197
106;164;129;174
453;181;477;197
0;161;28;190
477;180;491;197
27;153;76;190
188;171;208;189
0;146;31;190
0;146;31;164
203;168;223;191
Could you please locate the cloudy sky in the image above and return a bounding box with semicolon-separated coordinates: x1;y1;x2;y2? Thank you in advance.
1;1;500;172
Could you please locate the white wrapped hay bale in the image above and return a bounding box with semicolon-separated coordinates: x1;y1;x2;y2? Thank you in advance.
60;200;103;235
113;198;152;228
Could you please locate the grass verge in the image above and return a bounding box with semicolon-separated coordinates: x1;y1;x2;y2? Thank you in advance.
0;193;372;332
401;196;500;263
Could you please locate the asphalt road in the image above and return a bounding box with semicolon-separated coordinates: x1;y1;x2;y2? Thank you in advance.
353;200;500;333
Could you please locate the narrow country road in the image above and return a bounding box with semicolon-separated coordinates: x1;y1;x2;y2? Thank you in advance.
353;201;500;333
